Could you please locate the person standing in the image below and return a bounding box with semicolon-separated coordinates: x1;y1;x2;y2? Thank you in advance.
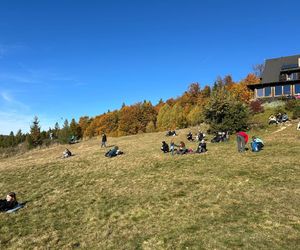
236;131;248;152
101;133;107;148
170;141;176;155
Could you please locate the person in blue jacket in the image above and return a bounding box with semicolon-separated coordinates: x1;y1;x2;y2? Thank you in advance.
251;136;264;152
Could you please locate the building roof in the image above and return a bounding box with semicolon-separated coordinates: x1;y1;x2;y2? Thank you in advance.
261;54;300;84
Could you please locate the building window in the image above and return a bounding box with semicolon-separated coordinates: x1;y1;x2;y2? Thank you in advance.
283;85;291;95
257;88;263;97
275;85;283;96
295;83;300;94
291;72;299;80
265;87;272;96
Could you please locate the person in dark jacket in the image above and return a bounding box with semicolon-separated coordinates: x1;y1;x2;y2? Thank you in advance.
105;146;123;158
101;133;107;148
161;141;169;153
0;192;18;212
186;132;193;141
196;139;207;153
197;131;204;142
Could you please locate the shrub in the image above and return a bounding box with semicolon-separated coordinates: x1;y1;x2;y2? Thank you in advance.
187;106;204;126
263;100;285;109
204;89;249;133
146;121;156;133
249;100;264;114
292;106;300;119
274;106;286;115
285;99;300;111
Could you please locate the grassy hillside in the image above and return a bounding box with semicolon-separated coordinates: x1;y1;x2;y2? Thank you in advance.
0;122;300;249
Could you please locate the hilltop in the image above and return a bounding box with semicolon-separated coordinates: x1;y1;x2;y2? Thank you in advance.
0;122;299;249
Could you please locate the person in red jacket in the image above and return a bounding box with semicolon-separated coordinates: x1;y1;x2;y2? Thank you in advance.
236;131;248;152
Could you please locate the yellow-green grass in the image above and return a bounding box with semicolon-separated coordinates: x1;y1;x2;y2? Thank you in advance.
0;123;299;249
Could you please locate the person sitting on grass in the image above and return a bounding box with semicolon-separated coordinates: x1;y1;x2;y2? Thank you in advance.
166;130;176;136
197;131;204;142
186;132;193;141
281;113;289;123
63;148;72;158
196;139;207;153
161;141;169;153
211;132;226;143
0;192;18;212
268;115;278;125
276;113;283;123
251;136;264;152
177;141;188;155
105;146;123;158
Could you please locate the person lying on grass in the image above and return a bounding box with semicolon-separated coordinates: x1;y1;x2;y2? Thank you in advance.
161;141;169;153
0;192;18;212
105;146;123;158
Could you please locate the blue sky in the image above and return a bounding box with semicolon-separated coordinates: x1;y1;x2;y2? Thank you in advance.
0;0;299;134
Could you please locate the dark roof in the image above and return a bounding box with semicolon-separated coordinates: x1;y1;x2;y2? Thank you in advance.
261;54;300;84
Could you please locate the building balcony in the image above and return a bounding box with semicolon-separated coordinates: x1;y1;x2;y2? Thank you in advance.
279;73;300;82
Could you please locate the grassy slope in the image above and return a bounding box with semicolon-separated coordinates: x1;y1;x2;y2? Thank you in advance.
0;122;299;249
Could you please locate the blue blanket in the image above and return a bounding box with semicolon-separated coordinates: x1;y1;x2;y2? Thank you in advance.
6;203;25;213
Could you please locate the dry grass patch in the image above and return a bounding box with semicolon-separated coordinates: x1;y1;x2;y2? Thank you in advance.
0;124;299;249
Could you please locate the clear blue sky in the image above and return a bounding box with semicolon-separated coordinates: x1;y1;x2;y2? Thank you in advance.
0;0;299;134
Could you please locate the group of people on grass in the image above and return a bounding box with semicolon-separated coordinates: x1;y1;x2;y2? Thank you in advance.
62;126;269;160
186;131;206;142
268;113;289;125
162;129;264;155
166;130;177;136
211;131;229;143
161;139;207;155
61;133;124;159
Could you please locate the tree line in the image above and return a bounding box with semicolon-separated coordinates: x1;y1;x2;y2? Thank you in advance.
0;73;260;150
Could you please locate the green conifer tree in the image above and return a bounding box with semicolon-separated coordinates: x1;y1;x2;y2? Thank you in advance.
30;116;42;147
